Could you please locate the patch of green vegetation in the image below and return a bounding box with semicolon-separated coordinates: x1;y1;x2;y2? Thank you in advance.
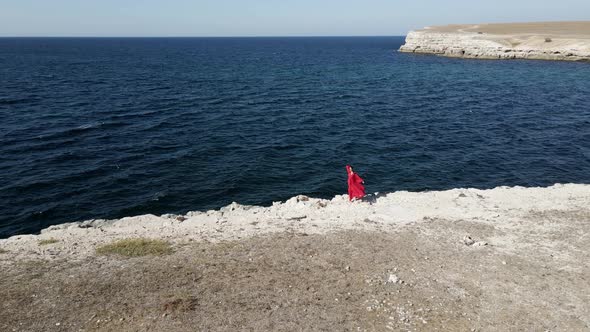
96;238;173;257
38;238;59;245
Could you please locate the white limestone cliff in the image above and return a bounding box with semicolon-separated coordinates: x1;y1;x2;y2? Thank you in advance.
400;22;590;62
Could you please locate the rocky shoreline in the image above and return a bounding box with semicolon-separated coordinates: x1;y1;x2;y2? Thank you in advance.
399;22;590;62
1;183;589;331
1;183;588;262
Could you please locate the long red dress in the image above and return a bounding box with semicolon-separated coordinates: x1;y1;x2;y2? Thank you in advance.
346;165;365;201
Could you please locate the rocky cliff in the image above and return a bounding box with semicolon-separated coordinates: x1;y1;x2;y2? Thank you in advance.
399;22;590;62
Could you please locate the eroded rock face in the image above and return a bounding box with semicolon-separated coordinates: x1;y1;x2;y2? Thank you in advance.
399;25;590;62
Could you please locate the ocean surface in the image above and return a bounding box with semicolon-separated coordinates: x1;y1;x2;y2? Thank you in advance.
1;37;589;237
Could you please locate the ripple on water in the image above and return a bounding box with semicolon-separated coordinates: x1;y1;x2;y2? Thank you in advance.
1;37;590;237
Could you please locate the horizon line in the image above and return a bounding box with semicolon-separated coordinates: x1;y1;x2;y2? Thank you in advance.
0;35;406;38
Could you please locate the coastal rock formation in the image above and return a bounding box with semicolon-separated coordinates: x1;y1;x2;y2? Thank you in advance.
1;183;589;262
400;22;590;61
1;184;589;331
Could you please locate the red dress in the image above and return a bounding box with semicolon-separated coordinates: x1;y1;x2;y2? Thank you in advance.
346;165;365;201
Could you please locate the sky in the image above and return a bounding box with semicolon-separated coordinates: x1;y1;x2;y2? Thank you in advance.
1;0;589;37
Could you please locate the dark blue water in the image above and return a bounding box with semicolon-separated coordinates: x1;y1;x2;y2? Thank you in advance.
1;37;589;237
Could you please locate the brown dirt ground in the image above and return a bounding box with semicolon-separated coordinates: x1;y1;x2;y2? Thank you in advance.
1;210;589;331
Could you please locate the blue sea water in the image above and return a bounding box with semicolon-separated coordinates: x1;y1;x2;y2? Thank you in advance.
1;37;589;238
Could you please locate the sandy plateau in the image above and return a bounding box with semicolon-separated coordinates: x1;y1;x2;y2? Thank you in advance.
400;21;590;61
1;184;589;331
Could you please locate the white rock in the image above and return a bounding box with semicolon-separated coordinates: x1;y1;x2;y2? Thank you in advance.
386;274;400;284
400;22;590;62
463;236;475;246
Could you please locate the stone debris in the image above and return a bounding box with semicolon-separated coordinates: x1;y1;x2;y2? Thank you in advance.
296;195;310;202
287;215;307;221
463;236;488;247
463;236;476;246
220;202;243;212
386;274;400;284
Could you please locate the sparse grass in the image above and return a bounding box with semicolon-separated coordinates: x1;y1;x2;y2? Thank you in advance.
38;238;59;246
96;238;173;257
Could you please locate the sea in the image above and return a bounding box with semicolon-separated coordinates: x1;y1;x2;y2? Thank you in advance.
1;36;589;238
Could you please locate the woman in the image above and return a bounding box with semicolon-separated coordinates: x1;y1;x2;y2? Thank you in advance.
346;165;365;201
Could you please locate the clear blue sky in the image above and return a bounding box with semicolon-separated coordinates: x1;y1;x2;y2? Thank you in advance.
1;0;589;37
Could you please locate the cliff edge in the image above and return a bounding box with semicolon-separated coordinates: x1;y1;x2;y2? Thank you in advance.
1;184;589;330
399;21;590;61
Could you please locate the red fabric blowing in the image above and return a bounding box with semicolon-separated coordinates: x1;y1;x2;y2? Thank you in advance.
346;165;365;201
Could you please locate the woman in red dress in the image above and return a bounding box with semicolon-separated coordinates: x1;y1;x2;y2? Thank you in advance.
346;165;365;201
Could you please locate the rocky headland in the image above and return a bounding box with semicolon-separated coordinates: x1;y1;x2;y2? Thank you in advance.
1;184;589;331
400;21;590;61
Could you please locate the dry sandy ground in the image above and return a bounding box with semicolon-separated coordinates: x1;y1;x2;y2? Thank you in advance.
425;22;590;37
422;21;590;52
1;184;589;331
